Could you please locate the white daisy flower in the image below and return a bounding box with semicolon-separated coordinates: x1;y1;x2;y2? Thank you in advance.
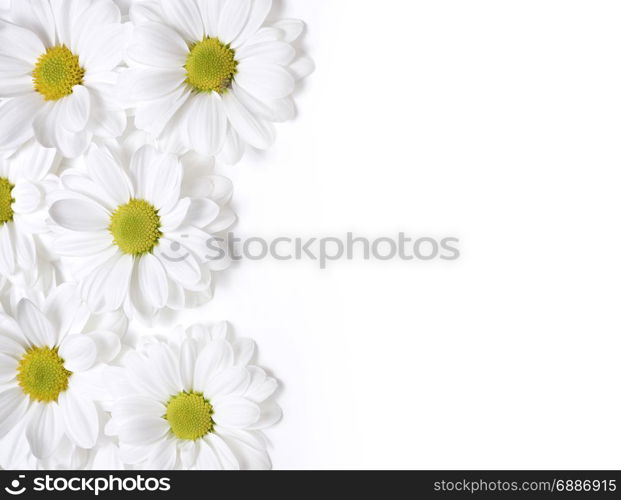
49;143;235;318
106;322;281;470
0;0;129;158
0;140;59;290
124;0;314;164
0;284;127;466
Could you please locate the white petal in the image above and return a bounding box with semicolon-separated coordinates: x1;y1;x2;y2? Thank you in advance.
59;335;97;372
236;41;294;65
154;241;202;287
88;330;121;364
236;62;295;100
218;429;271;470
129;1;164;24
118;417;169;446
43;283;89;341
161;0;204;41
206;433;239;469
180;338;197;391
118;443;152;465
244;26;281;45
11;181;42;214
78;23;127;72
0;54;34;78
210;321;229;340
232;0;272;47
88;103;127;138
138;254;169;309
103;253;134;311
8;139;57;181
0;74;32;97
217;0;251;43
113;396;165;423
58;86;91;132
17;299;55;347
49;199;110;231
218;126;244;165
60;171;116;211
244;367;278;403
70;0;121;51
59;391;99;449
0;352;17;383
80;254;121;313
204;366;250;398
26;403;63;459
185;198;220;228
248;401;282;430
196;439;221;469
193;339;234;391
53;125;91;159
128;22;189;68
0;388;28;439
123;68;186;102
0;94;42;153
187;93;227;156
213;396;260;428
134;86;190;137
86;146;132;206
0;334;24;359
0;21;45;64
185;172;232;205
0;224;16;276
272;19;305;43
233;338;255;366
54;231;113;257
160;198;191;233
222;89;274;149
233;83;293;122
130;146;181;210
197;0;222;35
179;439;199;468
11;0;56;48
289;56;315;80
146;436;177;470
166;276;186;311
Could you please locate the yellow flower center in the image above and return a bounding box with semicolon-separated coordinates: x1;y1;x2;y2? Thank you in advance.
185;37;238;94
33;45;85;101
0;178;14;225
17;347;72;403
109;199;162;256
165;392;215;441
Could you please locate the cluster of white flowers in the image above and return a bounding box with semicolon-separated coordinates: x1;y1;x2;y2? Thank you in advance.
0;0;312;470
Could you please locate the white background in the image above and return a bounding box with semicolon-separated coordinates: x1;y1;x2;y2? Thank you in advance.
149;0;621;469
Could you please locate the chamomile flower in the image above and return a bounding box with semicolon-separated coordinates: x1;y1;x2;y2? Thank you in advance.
0;140;59;290
0;284;127;466
0;0;129;158
106;322;281;470
49;143;235;318
124;0;314;164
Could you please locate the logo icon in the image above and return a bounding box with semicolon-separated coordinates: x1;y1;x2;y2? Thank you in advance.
160;238;190;263
4;476;26;496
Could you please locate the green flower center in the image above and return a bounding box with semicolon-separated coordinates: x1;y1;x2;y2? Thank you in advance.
17;347;72;403
165;392;215;441
0;178;14;225
33;45;85;101
109;199;162;256
185;37;238;94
